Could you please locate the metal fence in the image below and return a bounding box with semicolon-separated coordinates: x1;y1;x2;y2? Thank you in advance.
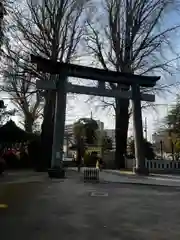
83;167;100;182
145;159;180;171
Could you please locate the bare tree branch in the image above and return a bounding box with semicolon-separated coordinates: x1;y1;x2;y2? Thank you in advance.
2;0;91;133
85;0;180;113
1;49;43;132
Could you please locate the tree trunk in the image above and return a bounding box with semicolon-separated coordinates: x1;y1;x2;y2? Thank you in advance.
24;115;33;133
115;98;129;169
40;91;56;170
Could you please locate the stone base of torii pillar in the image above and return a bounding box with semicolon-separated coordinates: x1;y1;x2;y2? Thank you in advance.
48;165;66;179
133;167;149;176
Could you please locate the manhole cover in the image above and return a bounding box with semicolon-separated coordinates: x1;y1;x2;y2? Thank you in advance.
90;191;108;197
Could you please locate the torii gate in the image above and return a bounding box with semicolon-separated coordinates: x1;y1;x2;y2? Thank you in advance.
31;55;160;177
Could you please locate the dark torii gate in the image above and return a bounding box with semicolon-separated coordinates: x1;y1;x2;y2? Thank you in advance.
31;55;160;177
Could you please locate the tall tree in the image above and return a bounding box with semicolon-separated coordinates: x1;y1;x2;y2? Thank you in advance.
128;138;155;160
85;0;180;168
0;0;6;47
165;97;180;135
2;50;43;132
7;0;90;168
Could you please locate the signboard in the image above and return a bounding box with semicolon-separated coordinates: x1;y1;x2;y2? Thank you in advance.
86;147;101;156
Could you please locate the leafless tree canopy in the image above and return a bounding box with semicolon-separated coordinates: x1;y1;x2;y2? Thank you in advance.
10;0;90;62
2;0;91;132
87;0;180;73
2;49;43;132
84;0;180;168
85;0;180;105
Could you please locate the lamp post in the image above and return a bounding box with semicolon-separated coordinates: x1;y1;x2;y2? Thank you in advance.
144;117;147;140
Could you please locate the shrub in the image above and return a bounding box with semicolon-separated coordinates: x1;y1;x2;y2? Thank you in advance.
83;152;97;167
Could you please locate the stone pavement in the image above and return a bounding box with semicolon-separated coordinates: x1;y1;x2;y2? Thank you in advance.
69;167;180;187
1;170;180;239
0;170;47;184
101;169;180;187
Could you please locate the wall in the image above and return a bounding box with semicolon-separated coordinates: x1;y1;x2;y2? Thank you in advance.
103;151;116;169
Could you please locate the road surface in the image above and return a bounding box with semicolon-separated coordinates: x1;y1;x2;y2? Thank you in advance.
1;170;180;239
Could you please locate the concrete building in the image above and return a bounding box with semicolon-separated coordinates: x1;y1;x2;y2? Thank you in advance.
96;120;104;131
63;124;75;157
65;124;74;135
104;129;116;149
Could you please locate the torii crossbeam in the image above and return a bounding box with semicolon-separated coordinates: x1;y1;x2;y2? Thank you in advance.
31;55;160;177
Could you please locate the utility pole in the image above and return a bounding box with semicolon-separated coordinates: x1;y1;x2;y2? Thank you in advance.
90;111;93;119
144;117;147;140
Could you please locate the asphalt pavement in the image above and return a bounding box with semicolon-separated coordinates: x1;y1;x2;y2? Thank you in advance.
1;170;180;239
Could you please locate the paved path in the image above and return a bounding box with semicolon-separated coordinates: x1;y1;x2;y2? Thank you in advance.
1;170;180;239
0;170;47;184
3;168;180;187
101;170;180;187
69;167;180;187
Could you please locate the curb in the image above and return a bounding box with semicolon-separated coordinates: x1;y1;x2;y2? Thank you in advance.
0;180;45;185
68;169;180;189
99;179;180;190
103;170;149;179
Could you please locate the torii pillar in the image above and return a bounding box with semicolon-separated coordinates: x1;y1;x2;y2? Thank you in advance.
51;74;67;169
132;83;148;174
